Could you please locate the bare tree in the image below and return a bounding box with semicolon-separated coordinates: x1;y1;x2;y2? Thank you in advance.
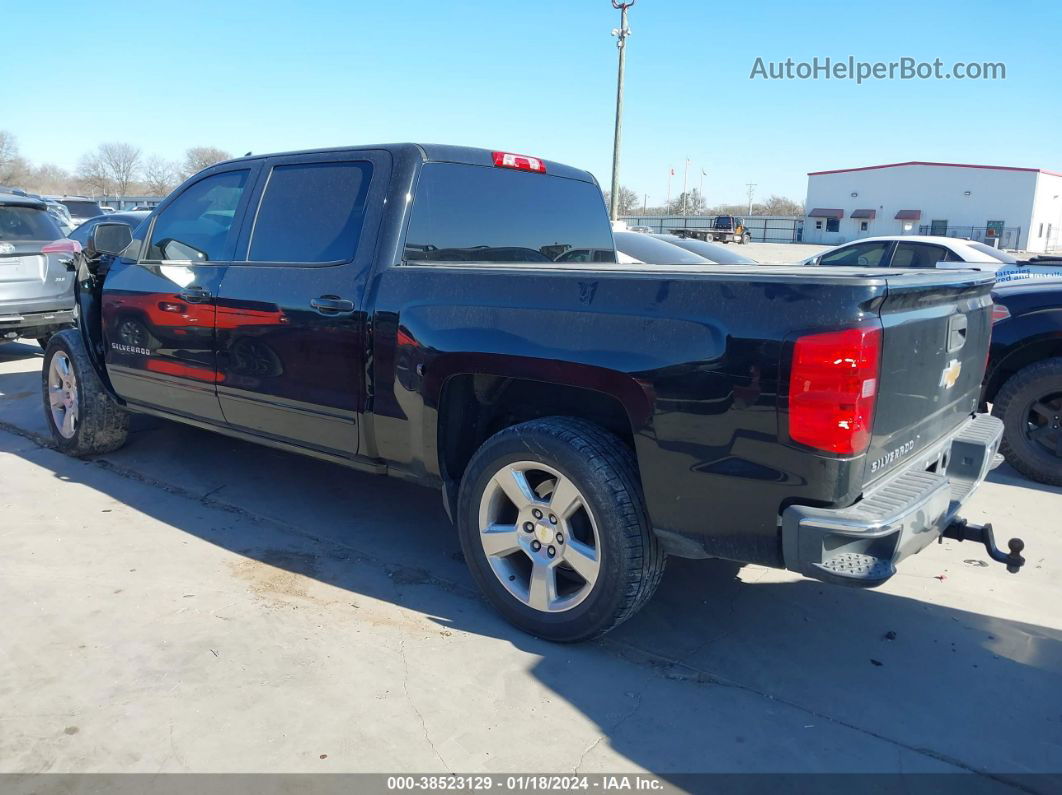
182;146;232;178
99;142;142;196
0;130;30;185
76;143;141;196
667;188;707;216
76;151;111;196
602;185;640;216
143;156;180;195
759;194;804;216
26;163;73;195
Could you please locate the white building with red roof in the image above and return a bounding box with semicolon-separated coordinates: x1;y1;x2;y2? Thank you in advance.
803;161;1062;253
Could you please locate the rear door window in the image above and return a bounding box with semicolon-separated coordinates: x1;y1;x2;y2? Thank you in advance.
147;170;249;262
892;243;949;268
403;163;615;264
248;161;373;263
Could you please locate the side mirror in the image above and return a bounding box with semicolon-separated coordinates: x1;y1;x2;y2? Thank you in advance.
808;255;821;266
87;223;133;258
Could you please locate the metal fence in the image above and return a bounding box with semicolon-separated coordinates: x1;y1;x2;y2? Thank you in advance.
620;215;804;243
917;224;1023;250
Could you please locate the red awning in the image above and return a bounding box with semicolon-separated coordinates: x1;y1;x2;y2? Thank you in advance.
850;209;877;219
808;208;844;219
895;209;922;220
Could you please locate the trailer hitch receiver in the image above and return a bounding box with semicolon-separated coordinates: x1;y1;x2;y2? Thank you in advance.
940;519;1025;573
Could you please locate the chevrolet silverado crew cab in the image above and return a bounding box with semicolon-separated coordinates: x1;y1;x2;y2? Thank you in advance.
44;144;1025;641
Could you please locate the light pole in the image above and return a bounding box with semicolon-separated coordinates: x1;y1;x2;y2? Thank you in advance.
681;157;690;217
608;0;634;222
746;183;757;215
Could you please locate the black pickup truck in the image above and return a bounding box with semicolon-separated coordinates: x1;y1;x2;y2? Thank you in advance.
43;143;1024;641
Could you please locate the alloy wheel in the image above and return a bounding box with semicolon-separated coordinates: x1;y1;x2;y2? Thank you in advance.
477;461;601;613
47;351;78;439
1026;392;1062;459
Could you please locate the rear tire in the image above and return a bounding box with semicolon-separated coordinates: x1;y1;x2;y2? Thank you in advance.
42;329;130;457
992;358;1062;486
457;417;665;642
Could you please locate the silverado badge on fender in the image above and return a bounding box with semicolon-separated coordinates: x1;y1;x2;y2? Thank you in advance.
939;358;962;389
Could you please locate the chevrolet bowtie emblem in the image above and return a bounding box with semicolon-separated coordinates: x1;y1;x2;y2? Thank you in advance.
939;358;962;389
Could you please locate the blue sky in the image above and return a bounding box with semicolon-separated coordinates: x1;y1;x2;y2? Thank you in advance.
5;0;1060;204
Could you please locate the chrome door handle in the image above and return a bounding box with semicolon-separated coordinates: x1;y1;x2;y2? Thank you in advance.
178;287;211;303
310;296;354;314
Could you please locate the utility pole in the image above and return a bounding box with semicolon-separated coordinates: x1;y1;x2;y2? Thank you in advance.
608;1;635;222
666;167;673;213
746;183;757;215
643;193;647;214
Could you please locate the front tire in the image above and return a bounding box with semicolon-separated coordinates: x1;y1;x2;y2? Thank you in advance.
992;358;1062;486
42;330;130;457
457;417;665;642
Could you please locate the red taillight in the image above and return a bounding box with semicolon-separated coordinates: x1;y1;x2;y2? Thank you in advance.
789;325;882;455
991;304;1010;324
41;238;81;255
491;151;547;173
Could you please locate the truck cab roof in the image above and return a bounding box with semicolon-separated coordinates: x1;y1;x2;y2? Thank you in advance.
213;143;599;185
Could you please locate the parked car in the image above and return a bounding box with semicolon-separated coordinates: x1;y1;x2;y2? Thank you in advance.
610;230;712;264
802;235;1019;267
46;143;1023;641
69;211;149;250
42;199;75;235
652;233;758;264
0;191;78;347
0;187;75;235
983;277;1062;486
50;196;105;227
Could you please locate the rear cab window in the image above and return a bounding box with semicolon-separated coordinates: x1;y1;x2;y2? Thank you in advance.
403;163;615;264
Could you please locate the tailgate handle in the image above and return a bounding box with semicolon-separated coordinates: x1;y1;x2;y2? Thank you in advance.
947;314;967;352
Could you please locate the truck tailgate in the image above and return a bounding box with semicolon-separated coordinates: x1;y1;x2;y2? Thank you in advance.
864;271;994;485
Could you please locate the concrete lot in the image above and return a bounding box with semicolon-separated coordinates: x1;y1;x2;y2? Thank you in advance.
738;241;828;264
1;339;1061;786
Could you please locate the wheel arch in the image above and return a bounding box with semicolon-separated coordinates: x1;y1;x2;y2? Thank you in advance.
985;330;1062;404
430;358;653;519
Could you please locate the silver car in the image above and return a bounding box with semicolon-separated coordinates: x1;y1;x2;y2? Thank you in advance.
0;191;78;347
